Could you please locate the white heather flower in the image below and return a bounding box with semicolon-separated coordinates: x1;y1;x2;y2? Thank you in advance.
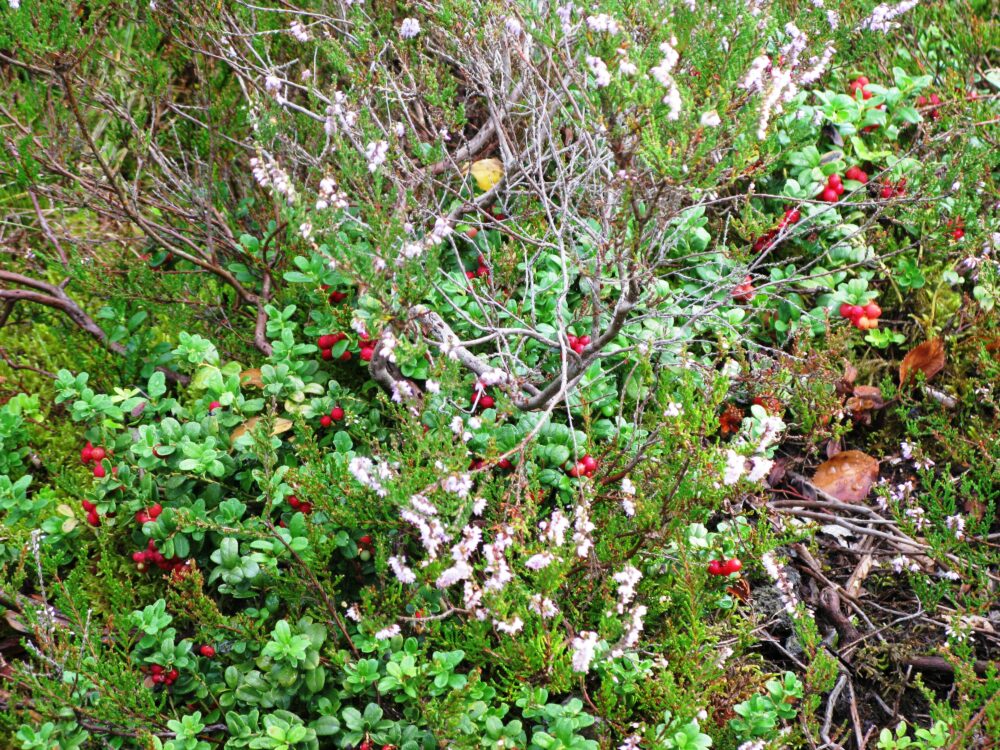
619;736;642;750
586;56;611;88
945;514;966;540
264;74;282;94
747;455;773;483
298;222;313;240
399;17;421;39
556;3;574;33
826;10;840;29
387;555;417;584
621;477;636;496
289;20;310;42
571;631;601;672
539;510;571;546
612;603;647;655
479;368;508;386
365;140;389;173
738;742;766;750
586;13;619;34
374;624;401;640
482;527;514;591
663;402;682;417
436;560;473;588
409;493;438;516
619;59;637;76
890;555;909;574
700;110;721;128
9;0;20;8
572;501;596;558
393;121;406;138
762;551;799;614
621;498;636;517
905;506;929;532
494;616;524;635
723;449;746;485
525;552;555;570
345;604;362;622
349;456;391;497
472;496;487;515
613;565;642;613
529;594;559;619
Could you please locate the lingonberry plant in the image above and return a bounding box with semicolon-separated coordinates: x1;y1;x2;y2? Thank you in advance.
0;0;998;748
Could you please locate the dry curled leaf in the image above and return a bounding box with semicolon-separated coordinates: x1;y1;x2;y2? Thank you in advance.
812;450;880;503
230;416;293;443
240;368;264;388
900;339;945;385
846;385;885;425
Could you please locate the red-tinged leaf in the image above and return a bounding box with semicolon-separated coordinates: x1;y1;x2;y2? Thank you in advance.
812;450;880;502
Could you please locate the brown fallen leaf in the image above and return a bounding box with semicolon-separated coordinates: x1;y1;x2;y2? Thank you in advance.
812;450;880;502
240;368;264;388
230;416;294;443
846;385;885;425
900;339;945;385
836;360;858;396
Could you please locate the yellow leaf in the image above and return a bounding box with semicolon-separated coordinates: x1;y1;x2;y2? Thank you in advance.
468;158;503;192
231;416;294;443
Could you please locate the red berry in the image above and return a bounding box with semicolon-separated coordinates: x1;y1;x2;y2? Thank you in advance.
856;76;869;87
820;187;839;203
567;462;584;478
90;446;106;462
724;558;743;575
581;455;598;473
317;334;339;349
149;503;162;519
82;499;96;512
288;495;301;508
785;208;801;224
328;291;347;304
855;170;868;185
838;303;853;318
87;510;100;526
199;645;215;658
360;347;374;361
862;89;873;100
320;348;333;360
465;228;478;239
465;271;476;279
320;415;333;428
929;93;941;106
298;502;313;514
93;464;106;479
497;458;513;471
952;228;964;240
81;443;94;463
707;559;724;576
476;265;489;278
863;302;881;318
478;394;495;409
209;401;222;412
330;406;345;421
572;342;586;354
151;664;164;675
167;668;179;682
359;535;372;546
339;350;352;361
827;173;842;187
578;335;591;346
855;315;873;330
880;185;894;199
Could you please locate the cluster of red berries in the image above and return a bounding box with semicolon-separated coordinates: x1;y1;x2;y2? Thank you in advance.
358;332;375;362
818;173;846;203
132;539;184;573
839;300;882;330
732;275;754;303
80;499;101;527
946;218;965;241
358;534;374;562
567;333;591;355
357;741;396;750
848;75;873;100
916;92;942;120
135;503;163;524
81;442;111;478
753;207;801;252
566;454;598;478
471;382;495;410
707;558;743;576
879;177;907;200
845;165;869;185
317;333;351;362
465;255;490;280
287;494;313;515
319;405;345;428
321;284;348;304
148;664;180;687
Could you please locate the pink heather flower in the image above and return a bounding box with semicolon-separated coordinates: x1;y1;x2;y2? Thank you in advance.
761;552;799;614
365;140;389;173
443;473;473;498
700;110;721;128
483;527;514;591
570;631;601;673
859;0;919;33
586;56;611;88
740;55;770;92
945;514;965;540
387;555;416;584
525;552;555;570
374;624;401;640
436;560;473;588
619;736;642;750
529;594;559;619
539;510;571;546
399;17;421;39
585;13;619;34
289;20;310;42
747;455;773;483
